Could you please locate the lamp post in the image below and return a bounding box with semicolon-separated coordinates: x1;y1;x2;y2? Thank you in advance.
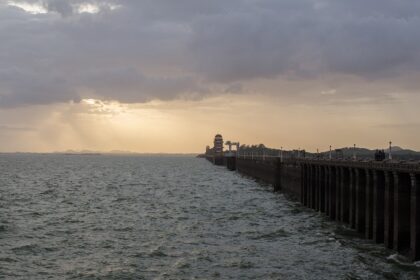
236;144;239;159
389;141;392;160
280;146;283;163
329;145;332;160
353;144;356;160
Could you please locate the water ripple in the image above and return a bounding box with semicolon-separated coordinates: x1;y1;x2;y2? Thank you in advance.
0;154;419;279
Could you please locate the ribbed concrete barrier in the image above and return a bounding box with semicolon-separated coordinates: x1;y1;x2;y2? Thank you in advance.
205;155;420;261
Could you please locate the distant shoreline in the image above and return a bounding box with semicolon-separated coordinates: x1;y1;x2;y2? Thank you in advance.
0;152;199;157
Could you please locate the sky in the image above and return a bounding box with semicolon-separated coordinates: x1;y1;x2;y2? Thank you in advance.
1;0;420;153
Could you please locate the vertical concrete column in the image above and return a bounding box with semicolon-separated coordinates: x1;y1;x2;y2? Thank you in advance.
365;169;374;239
410;174;420;261
312;165;317;210
329;166;337;220
324;166;330;216
306;164;311;207
315;165;320;211
319;166;325;213
274;158;282;192
310;165;314;208
310;165;315;209
335;167;342;222
306;165;310;208
312;165;316;210
318;165;322;212
373;170;385;244
393;172;411;254
301;164;306;204
355;168;366;234
349;168;356;228
308;165;312;209
340;168;350;224
301;164;306;205
384;171;395;249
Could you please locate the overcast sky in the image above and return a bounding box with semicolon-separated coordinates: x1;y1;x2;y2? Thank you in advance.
1;0;420;152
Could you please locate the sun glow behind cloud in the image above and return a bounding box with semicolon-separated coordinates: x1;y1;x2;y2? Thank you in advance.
77;3;99;14
82;98;126;115
2;94;419;153
7;1;47;14
7;1;119;15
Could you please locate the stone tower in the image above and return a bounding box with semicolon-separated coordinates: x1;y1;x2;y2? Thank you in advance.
213;134;224;155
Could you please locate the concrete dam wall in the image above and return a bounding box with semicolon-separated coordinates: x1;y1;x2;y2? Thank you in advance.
205;155;420;261
236;158;301;199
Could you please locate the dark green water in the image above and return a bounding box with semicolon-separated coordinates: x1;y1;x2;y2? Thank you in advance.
0;154;419;279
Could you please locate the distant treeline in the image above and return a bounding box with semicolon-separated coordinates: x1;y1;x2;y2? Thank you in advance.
238;144;304;158
238;144;420;161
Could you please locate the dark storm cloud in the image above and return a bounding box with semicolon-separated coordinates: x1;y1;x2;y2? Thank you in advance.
1;0;420;107
190;0;420;81
80;67;208;102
